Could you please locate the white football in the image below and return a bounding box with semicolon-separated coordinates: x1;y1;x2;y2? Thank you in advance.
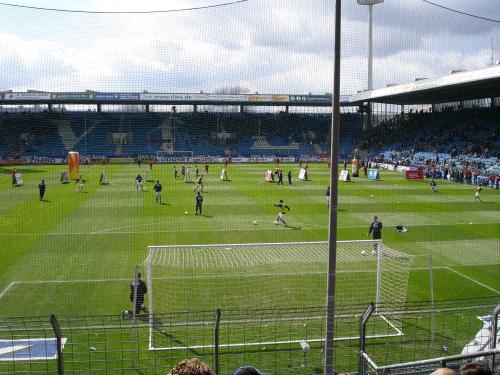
184;211;188;215
253;220;257;225
361;250;367;255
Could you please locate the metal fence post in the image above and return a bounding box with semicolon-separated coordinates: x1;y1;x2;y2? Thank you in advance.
213;308;222;375
131;265;140;371
429;255;435;344
50;314;64;375
489;302;500;369
359;302;375;375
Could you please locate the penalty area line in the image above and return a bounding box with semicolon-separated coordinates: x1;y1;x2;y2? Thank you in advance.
0;267;446;299
0;279;130;300
445;267;499;294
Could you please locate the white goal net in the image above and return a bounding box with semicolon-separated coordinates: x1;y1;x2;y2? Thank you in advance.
145;239;413;319
146;241;414;312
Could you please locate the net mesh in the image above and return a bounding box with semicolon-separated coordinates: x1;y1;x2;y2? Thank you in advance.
0;0;497;352
146;241;415;313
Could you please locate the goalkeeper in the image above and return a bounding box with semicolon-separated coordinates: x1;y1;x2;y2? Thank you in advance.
368;215;382;253
274;199;290;226
122;273;148;317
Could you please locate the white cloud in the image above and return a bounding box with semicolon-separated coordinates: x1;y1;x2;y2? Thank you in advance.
0;0;498;95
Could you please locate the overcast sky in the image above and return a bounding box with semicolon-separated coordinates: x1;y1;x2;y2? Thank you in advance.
0;0;498;96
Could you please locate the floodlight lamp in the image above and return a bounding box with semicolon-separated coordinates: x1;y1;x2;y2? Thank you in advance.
357;0;384;5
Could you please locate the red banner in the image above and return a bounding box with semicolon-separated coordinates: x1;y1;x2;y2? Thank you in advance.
405;170;424;180
68;151;80;180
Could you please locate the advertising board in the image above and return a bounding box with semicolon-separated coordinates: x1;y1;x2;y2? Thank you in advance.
405;169;424;180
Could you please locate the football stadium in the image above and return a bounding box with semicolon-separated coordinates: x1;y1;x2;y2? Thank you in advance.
0;0;499;374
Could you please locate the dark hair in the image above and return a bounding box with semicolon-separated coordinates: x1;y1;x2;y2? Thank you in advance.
460;362;493;375
232;366;261;375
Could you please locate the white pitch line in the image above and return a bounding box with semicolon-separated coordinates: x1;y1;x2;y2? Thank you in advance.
445;267;500;294
0;282;17;299
0;267;447;300
15;278;131;284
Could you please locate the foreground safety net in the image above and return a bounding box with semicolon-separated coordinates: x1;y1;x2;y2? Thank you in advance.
146;240;414;350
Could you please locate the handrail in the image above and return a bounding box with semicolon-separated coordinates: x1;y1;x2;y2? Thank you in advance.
488;302;500;368
361;348;500;372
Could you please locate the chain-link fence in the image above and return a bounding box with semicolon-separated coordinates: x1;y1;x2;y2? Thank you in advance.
0;297;498;374
360;298;500;375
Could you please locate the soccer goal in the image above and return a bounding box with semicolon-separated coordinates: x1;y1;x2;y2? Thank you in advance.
145;241;415;350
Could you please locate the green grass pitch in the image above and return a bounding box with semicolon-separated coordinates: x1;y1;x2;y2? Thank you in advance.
0;162;498;373
0;162;498;317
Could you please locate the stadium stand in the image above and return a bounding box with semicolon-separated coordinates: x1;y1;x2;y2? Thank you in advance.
0;111;364;160
357;106;500;158
354;106;499;187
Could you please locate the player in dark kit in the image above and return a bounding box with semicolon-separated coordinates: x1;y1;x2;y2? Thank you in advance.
174;166;178;179
368;215;383;252
122;273;148;317
195;192;204;215
135;174;144;191
38;179;46;201
153;180;162;204
430;179;437;192
277;170;284;185
287;170;292;185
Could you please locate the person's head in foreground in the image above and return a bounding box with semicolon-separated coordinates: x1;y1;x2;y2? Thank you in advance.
430;368;457;375
168;358;215;375
232;366;262;375
460;361;493;375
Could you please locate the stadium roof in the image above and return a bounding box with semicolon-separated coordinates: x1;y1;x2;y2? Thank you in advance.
350;65;500;105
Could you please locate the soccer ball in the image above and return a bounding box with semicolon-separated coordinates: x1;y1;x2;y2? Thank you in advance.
184;211;188;215
253;220;257;225
274;221;279;225
361;250;367;255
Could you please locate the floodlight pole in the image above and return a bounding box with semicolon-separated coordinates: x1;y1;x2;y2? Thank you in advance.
368;4;373;90
324;0;341;373
357;0;383;90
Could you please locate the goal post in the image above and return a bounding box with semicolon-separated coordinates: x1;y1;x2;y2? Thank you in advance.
145;240;415;350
